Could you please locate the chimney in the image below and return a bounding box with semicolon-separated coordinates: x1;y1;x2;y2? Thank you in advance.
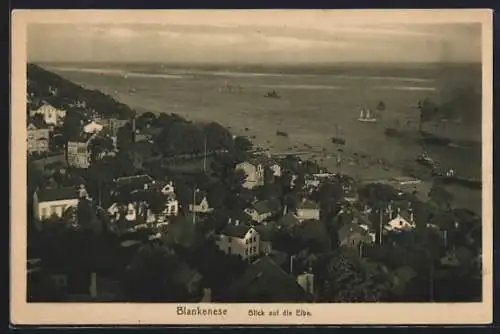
290;255;295;274
89;272;97;298
235;219;240;226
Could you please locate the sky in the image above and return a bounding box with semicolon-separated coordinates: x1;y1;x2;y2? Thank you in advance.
27;12;482;64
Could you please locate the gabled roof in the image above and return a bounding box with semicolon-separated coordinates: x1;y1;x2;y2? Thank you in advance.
222;256;312;302
220;224;253;239
227;211;253;225
114;174;154;189
193;191;208;205
253;200;272;214
36;187;79;202
337;223;370;243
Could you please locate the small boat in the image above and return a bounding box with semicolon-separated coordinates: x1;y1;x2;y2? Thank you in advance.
276;130;288;137
416;151;436;168
358;107;377;122
264;90;280;98
331;137;346;145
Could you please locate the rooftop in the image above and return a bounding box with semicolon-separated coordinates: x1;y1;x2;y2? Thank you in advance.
337;223;371;242
36;187;79;202
220;224;253;239
222;256;312;302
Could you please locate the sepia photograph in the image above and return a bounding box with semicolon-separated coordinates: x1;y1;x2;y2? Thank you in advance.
11;9;492;325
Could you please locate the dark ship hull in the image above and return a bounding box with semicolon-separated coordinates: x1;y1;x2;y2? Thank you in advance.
331;137;346;145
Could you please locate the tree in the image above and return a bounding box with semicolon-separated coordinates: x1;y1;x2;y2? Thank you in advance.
319;251;392;302
206;180;229;210
116;122;134;151
136;112;157;130
312;180;344;220
122;244;186;301
203;122;233;151
62;110;83;142
110;150;138;178
89;135;114;162
428;184;454;211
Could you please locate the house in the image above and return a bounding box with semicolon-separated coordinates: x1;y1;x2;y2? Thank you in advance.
98;117;129;137
83;120;104;134
27;122;50;154
188;190;213;214
226;211;253;227
235;157;281;189
215;224;260;260
33;187;81;221
337;222;373;249
220;256;313;302
112;174;155;195
385;207;416;232
244;199;279;223
66;133;97;169
295;199;320;222
30;102;66;126
164;194;179;216
236;161;264;189
151;180;175;196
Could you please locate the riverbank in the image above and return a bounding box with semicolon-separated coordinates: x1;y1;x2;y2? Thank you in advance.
46;64;482;213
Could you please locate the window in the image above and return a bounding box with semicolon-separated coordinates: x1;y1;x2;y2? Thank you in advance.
227;246;231;255
245;249;248;255
227;237;232;243
41;207;48;218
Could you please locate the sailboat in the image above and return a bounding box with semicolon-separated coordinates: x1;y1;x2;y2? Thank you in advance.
358;107;377;123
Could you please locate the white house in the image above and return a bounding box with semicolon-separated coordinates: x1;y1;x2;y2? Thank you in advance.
152;180;175;196
236;157;281;189
188;190;213;214
385;207;416;232
244;200;275;224
33;187;81;221
30;102;66;126
236;161;264;189
164;195;179;216
216;225;260;260
295;199;321;222
83;120;104;134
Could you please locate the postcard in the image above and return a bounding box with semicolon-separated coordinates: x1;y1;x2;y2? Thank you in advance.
11;9;493;325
